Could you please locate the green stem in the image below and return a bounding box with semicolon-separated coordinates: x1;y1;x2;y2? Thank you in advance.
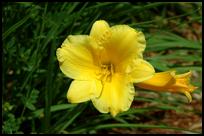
20;106;26;118
44;38;55;133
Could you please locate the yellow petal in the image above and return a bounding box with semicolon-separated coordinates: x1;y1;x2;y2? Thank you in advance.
104;25;146;72
136;70;176;90
182;91;192;103
56;35;99;80
92;73;135;117
67;80;102;103
175;71;192;78
136;71;197;103
90;20;111;46
126;59;155;83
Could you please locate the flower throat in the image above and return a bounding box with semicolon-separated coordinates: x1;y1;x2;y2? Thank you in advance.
97;63;114;82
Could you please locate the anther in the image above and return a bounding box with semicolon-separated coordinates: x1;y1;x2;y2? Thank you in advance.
96;63;114;82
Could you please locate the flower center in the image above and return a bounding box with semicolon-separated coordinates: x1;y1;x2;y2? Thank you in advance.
97;63;114;82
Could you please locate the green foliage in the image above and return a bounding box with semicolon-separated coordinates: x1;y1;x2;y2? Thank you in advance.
146;31;201;51
2;114;21;134
2;2;202;134
21;89;39;111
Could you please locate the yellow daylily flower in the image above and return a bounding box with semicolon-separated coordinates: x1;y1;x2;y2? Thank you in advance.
136;71;197;103
56;20;155;116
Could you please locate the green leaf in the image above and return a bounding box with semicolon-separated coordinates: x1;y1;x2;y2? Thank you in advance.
3;15;30;40
23;89;39;111
146;31;201;51
25;102;36;111
70;123;200;134
148;59;170;71
2;114;21;134
32;104;77;117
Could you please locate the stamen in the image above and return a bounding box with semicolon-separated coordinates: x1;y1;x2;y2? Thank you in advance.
96;63;114;82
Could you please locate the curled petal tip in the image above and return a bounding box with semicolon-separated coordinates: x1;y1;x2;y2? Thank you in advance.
183;91;192;103
190;86;198;93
